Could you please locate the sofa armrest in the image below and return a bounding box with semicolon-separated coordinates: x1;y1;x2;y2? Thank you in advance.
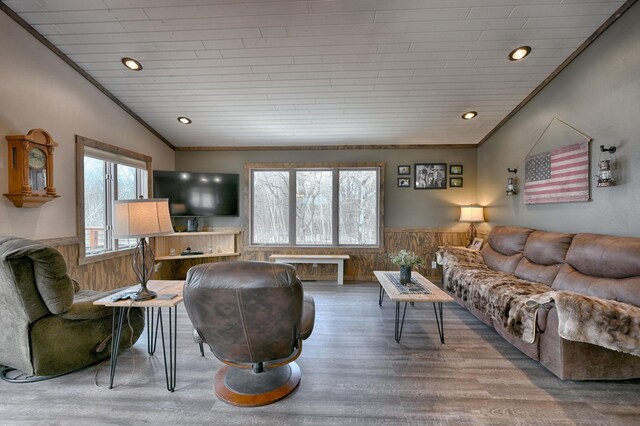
527;290;640;357
440;246;484;267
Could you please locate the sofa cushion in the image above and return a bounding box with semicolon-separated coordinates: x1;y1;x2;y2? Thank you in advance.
564;233;640;279
514;231;574;285
552;233;640;307
482;226;533;273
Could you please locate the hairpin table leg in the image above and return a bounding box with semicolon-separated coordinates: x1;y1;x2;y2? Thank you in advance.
395;302;408;343
108;307;126;389
433;302;445;343
159;306;178;392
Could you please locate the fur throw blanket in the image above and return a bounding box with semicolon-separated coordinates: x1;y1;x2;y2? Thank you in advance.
442;250;550;342
439;246;483;266
442;247;640;357
527;292;640;357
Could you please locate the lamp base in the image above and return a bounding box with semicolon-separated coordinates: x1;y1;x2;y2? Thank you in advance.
467;223;477;246
131;238;157;301
130;285;156;301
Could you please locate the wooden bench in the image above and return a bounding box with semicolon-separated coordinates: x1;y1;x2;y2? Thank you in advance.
269;254;350;285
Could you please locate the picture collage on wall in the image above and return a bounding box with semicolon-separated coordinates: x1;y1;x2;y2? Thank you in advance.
396;164;464;189
449;164;463;188
397;165;411;188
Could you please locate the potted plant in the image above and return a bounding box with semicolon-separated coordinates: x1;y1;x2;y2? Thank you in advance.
390;250;424;284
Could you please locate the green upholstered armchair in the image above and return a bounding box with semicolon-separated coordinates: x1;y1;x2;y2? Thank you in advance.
0;236;145;380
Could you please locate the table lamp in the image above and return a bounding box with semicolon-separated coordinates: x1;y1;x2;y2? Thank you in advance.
114;198;173;301
459;205;484;245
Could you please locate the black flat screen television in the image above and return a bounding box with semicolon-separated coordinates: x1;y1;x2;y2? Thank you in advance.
153;170;239;217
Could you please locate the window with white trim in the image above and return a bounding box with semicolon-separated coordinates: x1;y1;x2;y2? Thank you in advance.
250;165;381;247
79;141;149;258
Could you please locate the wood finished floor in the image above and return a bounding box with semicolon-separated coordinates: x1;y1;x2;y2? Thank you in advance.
1;282;639;425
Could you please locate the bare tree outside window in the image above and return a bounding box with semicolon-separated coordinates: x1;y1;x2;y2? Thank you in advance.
84;157;106;253
296;170;332;245
252;171;289;244
251;165;380;247
78;137;151;263
116;164;140;249
339;170;378;245
83;155;147;255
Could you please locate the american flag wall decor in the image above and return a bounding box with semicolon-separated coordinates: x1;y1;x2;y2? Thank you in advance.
524;141;590;204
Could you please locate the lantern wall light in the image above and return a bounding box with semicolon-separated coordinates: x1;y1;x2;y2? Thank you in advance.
506;168;518;196
597;145;616;187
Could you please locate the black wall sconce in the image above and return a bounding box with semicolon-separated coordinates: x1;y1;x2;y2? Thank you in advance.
506;168;518;195
597;145;616;187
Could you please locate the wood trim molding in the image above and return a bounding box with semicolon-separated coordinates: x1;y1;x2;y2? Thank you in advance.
383;227;466;233
76;135;153;163
0;2;175;151
76;137;86;261
245;161;385;169
477;0;638;146
177;144;477;151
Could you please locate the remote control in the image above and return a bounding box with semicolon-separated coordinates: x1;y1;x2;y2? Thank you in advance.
111;293;131;302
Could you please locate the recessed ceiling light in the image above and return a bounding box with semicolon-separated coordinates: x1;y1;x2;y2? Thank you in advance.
508;46;531;61
461;111;478;120
121;57;142;71
177;116;192;124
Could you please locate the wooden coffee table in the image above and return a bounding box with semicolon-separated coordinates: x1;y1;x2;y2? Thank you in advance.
374;271;453;343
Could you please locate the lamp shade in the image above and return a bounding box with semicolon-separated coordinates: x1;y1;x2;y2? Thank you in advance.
114;198;173;238
459;206;484;223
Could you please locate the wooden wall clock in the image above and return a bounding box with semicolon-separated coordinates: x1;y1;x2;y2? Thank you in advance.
4;128;60;207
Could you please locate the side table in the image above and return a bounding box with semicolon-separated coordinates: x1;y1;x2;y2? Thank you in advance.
93;280;184;392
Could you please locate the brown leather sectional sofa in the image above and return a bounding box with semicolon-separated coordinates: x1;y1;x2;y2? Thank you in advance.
442;226;640;380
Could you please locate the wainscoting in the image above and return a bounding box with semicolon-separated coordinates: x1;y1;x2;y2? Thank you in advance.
154;228;468;283
47;228;469;290
47;238;140;292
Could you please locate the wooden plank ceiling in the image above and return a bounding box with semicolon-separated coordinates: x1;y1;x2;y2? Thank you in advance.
3;0;626;148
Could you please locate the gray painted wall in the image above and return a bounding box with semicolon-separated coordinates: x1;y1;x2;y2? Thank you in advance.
0;11;174;240
477;3;640;237
175;147;477;231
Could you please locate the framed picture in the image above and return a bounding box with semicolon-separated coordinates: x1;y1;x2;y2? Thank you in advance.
450;177;463;188
397;177;410;188
470;237;484;251
397;165;410;175
450;165;463;175
414;163;447;189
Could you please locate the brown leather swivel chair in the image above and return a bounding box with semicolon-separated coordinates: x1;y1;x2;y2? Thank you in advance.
184;261;315;406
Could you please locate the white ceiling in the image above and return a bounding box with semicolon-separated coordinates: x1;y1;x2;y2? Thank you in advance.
4;0;626;148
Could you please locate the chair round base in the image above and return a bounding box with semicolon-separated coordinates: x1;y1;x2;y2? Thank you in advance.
214;362;301;407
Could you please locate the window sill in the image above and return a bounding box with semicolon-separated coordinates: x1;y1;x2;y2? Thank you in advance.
78;248;135;266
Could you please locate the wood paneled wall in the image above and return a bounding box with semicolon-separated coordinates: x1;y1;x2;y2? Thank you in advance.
154;253;241;281
153;228;468;283
48;238;140;292
47;229;468;288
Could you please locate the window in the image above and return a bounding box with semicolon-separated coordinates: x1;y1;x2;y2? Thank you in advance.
250;165;382;247
77;136;151;263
